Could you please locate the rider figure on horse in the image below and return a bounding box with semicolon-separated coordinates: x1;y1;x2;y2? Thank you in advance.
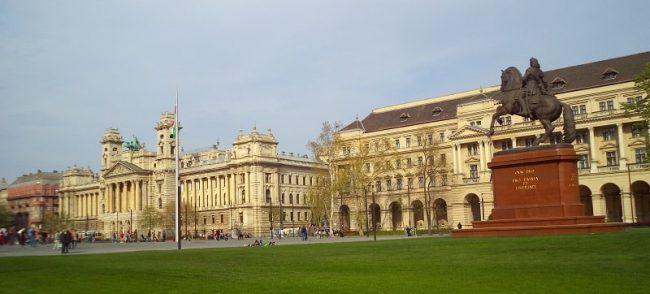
518;57;549;118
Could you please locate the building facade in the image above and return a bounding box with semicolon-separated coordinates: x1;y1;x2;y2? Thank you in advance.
335;52;650;231
58;113;325;238
6;171;62;228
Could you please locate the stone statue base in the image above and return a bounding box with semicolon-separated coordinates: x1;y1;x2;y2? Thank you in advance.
453;145;625;237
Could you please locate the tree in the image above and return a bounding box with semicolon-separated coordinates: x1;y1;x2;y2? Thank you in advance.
307;121;343;237
139;205;163;234
621;62;650;163
415;127;450;235
0;204;15;228
336;137;396;237
41;211;72;233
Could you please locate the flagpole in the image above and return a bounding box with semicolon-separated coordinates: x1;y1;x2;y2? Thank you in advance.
175;89;181;250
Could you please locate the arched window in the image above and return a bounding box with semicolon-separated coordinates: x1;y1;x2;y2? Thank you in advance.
296;194;300;204
241;189;246;203
158;198;162;209
289;193;293;204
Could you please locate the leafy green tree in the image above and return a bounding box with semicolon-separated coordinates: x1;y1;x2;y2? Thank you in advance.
139;205;163;233
0;204;15;228
621;62;650;162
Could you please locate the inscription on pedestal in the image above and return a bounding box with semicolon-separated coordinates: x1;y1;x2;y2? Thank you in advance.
512;169;539;191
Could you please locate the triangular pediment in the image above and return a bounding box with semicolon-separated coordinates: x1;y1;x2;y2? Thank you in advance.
103;161;149;178
449;125;489;140
465;156;480;164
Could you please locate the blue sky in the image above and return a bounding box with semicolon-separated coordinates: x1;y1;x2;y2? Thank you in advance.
1;0;649;182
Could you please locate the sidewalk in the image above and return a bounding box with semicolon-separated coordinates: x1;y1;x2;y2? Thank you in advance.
0;234;441;257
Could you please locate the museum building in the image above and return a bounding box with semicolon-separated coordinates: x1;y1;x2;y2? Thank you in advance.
334;51;650;231
58;112;325;238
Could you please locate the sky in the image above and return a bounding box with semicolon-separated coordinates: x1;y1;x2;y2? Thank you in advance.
1;0;649;183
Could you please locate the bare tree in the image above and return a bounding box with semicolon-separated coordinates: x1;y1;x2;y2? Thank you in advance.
327;135;397;236
139;205;163;234
307;121;344;237
415;127;449;235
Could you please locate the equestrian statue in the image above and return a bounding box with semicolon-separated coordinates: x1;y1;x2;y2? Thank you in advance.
489;57;576;146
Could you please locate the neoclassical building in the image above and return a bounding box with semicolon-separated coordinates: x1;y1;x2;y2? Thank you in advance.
58;112;325;238
335;51;650;231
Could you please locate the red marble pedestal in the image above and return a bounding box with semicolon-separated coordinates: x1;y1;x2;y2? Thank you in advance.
452;144;625;237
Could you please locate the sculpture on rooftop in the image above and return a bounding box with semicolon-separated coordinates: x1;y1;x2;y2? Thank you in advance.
489;58;576;146
123;136;144;151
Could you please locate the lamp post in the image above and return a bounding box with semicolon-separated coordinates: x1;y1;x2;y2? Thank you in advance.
291;197;295;237
364;187;369;238
372;190;377;241
129;209;133;237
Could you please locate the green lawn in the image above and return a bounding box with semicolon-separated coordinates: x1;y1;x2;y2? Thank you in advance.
2;228;649;293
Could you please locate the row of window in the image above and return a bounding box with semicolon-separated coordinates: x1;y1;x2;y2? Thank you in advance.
577;148;647;168
364;154;448;172
570;96;643;116
373;174;450;192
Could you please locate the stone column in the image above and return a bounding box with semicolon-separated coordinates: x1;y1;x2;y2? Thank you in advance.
135;180;141;211
617;123;627;170
117;182;122;213
479;141;486;171
452;144;459;174
622;191;635;223
588;127;598;173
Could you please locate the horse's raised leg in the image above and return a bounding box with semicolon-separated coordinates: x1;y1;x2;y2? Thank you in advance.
489;106;505;136
533;119;555;146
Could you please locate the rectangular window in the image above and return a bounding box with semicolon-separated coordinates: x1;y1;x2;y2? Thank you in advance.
386;179;392;191
469;165;479;178
631;124;645;138
599;100;615;111
365;163;371;173
281;175;285;184
375;180;382;192
525;138;535;147
635;148;647;163
417;136;422;146
501;141;513;150
265;173;272;183
441;174;448;186
575;131;589;144
602;128;616;141
578;154;590;169
439;132;445;142
407;178;414;189
418;176;424;188
427;134;433;145
440;154;446;165
407;158;412;168
417;157;423;166
395;159;401;169
220;214;224;223
606;151;618;166
405;137;411;148
395;139;400;149
467;143;479;156
396;178;403;190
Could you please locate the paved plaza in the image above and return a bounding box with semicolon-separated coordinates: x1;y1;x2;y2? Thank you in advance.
0;234;438;257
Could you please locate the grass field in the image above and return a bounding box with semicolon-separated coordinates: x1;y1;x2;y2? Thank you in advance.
2;228;649;293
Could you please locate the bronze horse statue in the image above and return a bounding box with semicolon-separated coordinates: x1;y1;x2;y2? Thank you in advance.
489;66;576;146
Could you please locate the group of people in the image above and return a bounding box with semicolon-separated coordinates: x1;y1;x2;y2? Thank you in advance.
0;226;58;246
53;230;74;254
112;230;167;243
248;239;275;247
